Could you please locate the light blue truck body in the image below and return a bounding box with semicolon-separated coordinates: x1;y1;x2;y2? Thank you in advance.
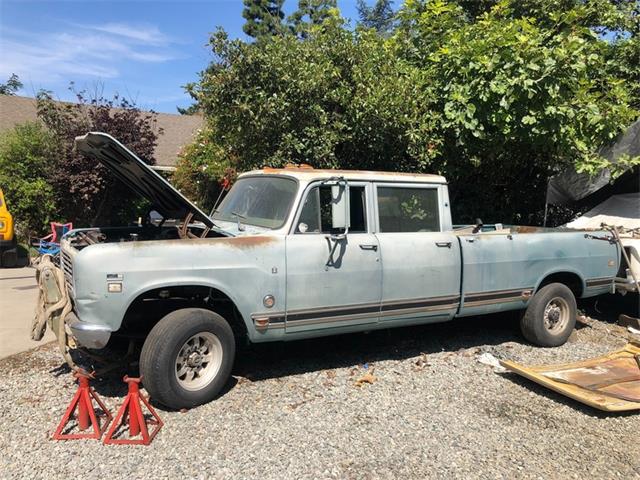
58;154;620;350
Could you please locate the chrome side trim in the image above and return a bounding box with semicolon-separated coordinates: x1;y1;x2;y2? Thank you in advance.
463;288;534;307
252;294;461;330
585;277;614;288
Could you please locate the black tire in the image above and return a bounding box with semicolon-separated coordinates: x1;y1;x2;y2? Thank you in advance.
520;283;577;347
1;248;17;268
140;308;235;409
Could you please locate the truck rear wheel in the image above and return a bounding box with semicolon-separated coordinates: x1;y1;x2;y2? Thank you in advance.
520;283;576;347
140;308;235;409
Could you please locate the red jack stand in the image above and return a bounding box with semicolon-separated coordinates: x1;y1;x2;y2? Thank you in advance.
103;376;163;445
52;369;113;440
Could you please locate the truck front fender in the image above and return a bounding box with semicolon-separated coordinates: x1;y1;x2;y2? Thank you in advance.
121;277;253;335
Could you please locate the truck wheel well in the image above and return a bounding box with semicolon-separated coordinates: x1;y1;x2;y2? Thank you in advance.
537;272;583;298
121;285;248;343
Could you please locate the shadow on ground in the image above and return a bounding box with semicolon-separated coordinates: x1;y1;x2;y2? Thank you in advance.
79;312;522;405
232;313;521;382
55;295;637;412
578;292;638;323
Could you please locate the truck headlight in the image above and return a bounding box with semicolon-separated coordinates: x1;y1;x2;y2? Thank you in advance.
0;220;5;230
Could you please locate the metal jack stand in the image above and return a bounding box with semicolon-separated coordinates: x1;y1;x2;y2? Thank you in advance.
103;376;163;446
52;369;113;440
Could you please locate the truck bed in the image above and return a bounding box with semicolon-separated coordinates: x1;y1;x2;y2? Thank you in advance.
454;227;617;317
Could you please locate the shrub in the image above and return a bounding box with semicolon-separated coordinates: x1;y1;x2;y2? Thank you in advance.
0;122;59;238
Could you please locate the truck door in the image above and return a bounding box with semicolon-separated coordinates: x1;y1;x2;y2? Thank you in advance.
374;184;461;325
285;182;382;334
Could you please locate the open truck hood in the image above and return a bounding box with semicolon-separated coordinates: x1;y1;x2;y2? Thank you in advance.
75;132;214;228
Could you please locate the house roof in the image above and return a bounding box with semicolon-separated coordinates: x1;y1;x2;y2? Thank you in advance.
0;94;203;167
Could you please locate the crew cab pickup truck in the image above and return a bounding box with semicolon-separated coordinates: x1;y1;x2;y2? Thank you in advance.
33;133;621;409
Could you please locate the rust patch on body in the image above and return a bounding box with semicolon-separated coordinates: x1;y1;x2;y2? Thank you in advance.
127;234;276;249
257;167;445;180
512;225;548;234
223;235;276;248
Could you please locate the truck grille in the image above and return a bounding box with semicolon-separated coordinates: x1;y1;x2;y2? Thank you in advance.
60;249;74;293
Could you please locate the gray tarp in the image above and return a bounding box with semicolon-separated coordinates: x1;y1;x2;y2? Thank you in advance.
546;119;640;205
565;193;640;229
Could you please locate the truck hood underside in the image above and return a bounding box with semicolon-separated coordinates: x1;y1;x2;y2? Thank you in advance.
74;132;214;228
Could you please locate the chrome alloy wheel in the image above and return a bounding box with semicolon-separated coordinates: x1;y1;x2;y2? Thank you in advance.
543;297;570;333
175;332;223;391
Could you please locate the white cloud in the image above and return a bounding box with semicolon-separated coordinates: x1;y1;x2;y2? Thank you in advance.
0;22;179;86
80;22;171;46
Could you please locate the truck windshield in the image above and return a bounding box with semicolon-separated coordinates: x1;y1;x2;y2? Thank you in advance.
212;176;298;229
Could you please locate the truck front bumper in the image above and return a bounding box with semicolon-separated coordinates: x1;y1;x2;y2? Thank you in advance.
66;311;112;349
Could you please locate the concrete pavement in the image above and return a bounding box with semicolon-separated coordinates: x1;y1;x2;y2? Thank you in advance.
0;266;54;358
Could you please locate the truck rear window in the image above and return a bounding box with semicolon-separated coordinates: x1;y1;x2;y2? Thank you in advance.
377;187;440;233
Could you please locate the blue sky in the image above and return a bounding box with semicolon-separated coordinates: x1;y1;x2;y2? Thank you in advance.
1;0;363;113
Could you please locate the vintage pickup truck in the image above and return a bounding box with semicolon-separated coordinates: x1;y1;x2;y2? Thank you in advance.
33;133;620;409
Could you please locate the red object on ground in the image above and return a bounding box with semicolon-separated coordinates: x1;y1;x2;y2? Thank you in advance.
52;369;112;440
103;376;163;446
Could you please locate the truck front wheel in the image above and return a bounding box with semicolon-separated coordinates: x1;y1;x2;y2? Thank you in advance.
520;283;577;347
140;308;235;409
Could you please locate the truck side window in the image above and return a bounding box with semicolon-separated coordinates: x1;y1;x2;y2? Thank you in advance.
377;187;440;233
297;186;367;234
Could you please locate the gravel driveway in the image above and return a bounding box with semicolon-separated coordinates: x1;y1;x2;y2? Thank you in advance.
1;308;638;480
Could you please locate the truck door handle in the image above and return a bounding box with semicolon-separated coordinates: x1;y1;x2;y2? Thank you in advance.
435;242;452;248
359;244;378;251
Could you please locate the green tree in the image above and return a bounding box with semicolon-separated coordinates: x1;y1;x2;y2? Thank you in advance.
0;74;23;95
242;0;286;39
37;88;162;226
0;122;59;237
190;0;638;225
289;0;339;36
172;126;235;213
177;103;200;115
190;24;440;173
357;0;397;34
393;0;638;223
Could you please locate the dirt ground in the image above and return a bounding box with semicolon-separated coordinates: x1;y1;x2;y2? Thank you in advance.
0;293;638;480
0;266;55;358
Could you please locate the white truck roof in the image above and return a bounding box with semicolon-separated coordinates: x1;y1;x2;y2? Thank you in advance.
240;165;447;184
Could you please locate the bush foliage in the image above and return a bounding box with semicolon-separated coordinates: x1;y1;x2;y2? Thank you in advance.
185;0;638;224
0;122;59;237
0;90;162;236
2;0;638;232
173;125;236;213
36;90;162;226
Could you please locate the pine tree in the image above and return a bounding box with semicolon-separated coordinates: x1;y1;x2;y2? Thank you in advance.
0;74;23;95
356;0;396;35
242;0;285;39
289;0;338;36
